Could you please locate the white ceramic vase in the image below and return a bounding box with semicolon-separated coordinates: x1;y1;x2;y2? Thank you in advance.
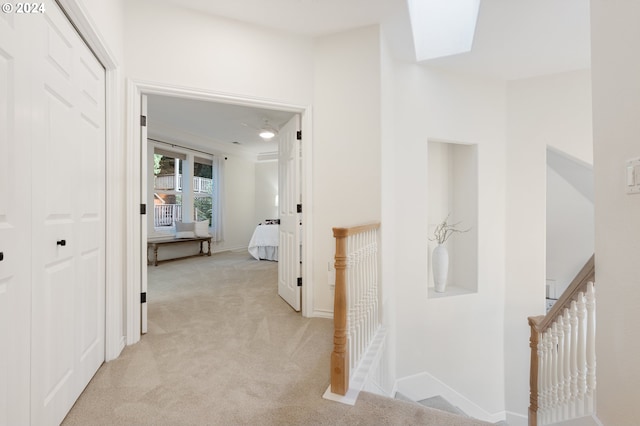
432;244;449;293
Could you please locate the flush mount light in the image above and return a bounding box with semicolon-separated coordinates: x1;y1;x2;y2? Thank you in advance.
258;119;278;140
259;127;276;140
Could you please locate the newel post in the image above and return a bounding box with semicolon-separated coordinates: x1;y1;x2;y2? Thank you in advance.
528;316;543;426
331;229;349;395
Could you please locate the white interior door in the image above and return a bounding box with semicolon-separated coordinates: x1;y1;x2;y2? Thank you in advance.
0;11;31;426
141;94;148;334
278;115;301;311
30;3;106;425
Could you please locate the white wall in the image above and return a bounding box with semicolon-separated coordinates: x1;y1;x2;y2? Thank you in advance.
254;161;279;225
546;166;594;295
505;70;592;422
312;26;382;315
124;0;313;106
388;60;508;418
591;3;640;424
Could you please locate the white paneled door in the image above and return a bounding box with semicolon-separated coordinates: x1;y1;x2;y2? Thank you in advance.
0;9;32;426
1;3;106;425
278;116;301;311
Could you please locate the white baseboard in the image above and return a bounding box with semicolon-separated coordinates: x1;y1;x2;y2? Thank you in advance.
394;372;506;423
312;309;334;319
552;414;603;426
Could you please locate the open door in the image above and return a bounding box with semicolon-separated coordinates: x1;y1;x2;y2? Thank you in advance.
278;115;301;311
140;94;148;334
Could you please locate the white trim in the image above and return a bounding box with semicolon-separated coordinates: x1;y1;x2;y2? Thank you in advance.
56;0;124;361
394;371;506;423
312;309;334;319
126;81;142;345
126;80;314;344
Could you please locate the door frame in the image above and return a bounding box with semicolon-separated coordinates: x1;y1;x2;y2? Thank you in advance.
56;0;123;362
125;81;314;345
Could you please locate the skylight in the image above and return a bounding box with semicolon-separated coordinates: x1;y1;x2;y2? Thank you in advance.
407;0;481;62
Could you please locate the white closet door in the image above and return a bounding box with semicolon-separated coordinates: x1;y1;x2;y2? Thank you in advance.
0;11;32;426
29;3;106;425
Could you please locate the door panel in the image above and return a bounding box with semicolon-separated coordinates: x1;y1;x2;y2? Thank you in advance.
278;115;301;311
0;10;31;426
30;3;106;425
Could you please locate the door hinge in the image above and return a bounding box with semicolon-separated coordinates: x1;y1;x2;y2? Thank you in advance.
297;204;302;213
297;277;302;287
140;204;146;215
296;130;302;140
141;115;147;127
141;292;147;303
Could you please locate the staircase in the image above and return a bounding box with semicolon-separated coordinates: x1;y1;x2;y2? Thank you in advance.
394;392;508;425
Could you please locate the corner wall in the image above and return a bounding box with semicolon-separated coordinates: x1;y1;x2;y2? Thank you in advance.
312;26;382;315
591;2;640;424
388;61;508;418
505;70;592;423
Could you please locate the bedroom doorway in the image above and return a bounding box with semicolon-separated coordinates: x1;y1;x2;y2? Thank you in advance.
131;85;311;340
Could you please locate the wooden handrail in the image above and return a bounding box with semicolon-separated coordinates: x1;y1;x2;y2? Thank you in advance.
332;222;381;238
530;254;595;333
528;254;595;426
330;222;380;396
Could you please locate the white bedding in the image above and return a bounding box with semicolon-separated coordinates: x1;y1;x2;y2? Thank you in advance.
248;224;279;261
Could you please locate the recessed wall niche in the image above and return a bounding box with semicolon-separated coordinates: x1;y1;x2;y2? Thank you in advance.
427;140;478;298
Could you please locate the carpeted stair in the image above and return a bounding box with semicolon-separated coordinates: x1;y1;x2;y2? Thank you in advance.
395;392;509;425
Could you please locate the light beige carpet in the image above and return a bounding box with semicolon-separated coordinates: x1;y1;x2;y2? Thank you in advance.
63;251;492;426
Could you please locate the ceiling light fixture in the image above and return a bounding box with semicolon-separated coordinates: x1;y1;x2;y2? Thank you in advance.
258;120;278;140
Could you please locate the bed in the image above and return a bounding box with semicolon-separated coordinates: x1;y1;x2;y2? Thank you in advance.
248;224;280;261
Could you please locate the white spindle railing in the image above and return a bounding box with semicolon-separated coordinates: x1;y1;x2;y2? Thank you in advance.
529;255;596;426
154;204;182;226
330;223;381;396
153;204;209;227
154;174;212;194
536;283;595;425
345;228;380;374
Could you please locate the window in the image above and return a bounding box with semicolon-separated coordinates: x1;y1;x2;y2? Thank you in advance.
150;144;223;241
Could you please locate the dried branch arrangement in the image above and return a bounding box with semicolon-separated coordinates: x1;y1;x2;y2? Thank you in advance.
429;214;470;245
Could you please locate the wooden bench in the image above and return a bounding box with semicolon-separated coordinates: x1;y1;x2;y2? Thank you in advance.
147;236;212;266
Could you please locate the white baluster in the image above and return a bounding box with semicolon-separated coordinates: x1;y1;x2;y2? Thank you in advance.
576;292;586;417
556;315;566;421
569;300;579;419
537;334;545;425
550;322;560;423
544;329;553;424
585;282;596;414
562;308;572;421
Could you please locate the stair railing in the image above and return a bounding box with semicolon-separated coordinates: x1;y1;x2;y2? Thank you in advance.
528;255;596;426
330;222;381;396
